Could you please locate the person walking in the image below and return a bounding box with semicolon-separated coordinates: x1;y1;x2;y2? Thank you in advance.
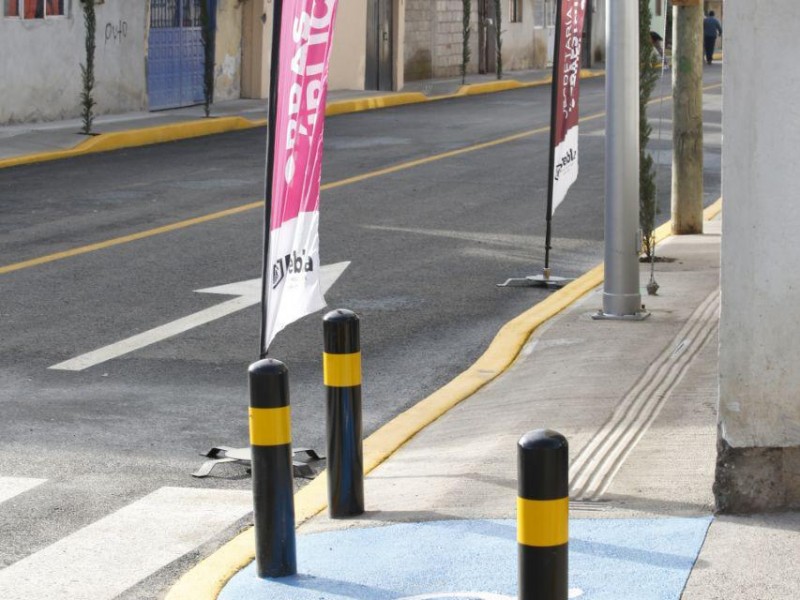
703;11;723;64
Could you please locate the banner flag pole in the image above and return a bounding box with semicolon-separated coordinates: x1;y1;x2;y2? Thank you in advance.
499;0;587;289
258;0;340;356
258;0;285;359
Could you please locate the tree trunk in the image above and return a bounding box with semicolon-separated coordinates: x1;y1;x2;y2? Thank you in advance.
671;1;704;234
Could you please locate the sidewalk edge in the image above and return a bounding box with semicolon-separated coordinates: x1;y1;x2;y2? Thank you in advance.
165;197;722;600
0;71;604;171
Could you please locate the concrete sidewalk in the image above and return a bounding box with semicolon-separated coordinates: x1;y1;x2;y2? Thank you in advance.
0;67;591;167
183;211;800;599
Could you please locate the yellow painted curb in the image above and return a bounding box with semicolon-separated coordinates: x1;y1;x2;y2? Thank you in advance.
0;117;263;170
324;92;430;116
2;70;605;171
454;80;524;96
167;197;722;600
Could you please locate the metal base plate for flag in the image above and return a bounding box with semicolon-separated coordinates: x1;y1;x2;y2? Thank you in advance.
497;269;572;289
591;309;651;321
191;446;324;479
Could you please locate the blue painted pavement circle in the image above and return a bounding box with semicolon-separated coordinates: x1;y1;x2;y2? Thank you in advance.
219;517;712;600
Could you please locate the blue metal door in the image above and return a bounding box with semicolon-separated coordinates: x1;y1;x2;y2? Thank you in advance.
147;0;209;110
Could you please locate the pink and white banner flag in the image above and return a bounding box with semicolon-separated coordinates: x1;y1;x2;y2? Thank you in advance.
262;0;339;353
550;0;587;213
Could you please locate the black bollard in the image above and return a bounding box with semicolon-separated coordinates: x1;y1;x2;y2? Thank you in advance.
249;358;297;578
518;429;569;600
323;309;364;518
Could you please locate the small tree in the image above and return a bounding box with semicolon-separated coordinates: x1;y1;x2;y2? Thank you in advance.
461;0;471;84
79;0;96;135
493;0;503;79
200;0;215;117
639;0;660;258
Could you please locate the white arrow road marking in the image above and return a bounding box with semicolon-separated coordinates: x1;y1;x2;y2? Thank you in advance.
0;477;47;505
49;261;350;372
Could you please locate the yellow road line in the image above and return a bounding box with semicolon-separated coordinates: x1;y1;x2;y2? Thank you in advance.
2;80;716;277
0;128;550;276
0;203;260;275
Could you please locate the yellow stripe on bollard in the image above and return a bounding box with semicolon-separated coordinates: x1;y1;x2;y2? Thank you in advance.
249;406;292;447
323;351;362;387
517;497;569;547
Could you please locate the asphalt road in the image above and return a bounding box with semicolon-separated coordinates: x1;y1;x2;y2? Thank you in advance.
0;69;723;598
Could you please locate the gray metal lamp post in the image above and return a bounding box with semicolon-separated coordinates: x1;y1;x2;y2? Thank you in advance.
595;0;648;321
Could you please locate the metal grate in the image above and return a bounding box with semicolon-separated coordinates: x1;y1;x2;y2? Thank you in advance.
147;0;209;110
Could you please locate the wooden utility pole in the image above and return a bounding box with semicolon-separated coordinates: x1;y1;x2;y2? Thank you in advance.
671;0;704;234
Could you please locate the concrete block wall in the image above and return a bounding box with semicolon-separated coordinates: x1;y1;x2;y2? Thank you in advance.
404;0;479;81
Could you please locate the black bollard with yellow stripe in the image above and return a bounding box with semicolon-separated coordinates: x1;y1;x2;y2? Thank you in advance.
518;429;569;600
249;358;297;578
323;309;364;518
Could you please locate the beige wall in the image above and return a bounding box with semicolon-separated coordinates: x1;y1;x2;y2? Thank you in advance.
330;0;405;91
214;0;243;101
241;0;270;99
329;0;368;90
240;1;388;98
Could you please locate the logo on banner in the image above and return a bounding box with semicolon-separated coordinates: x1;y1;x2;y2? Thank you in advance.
554;148;577;181
272;250;315;289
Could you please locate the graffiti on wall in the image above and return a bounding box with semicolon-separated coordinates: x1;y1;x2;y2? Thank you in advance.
105;20;128;44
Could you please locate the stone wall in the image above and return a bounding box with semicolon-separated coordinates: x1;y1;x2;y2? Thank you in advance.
404;0;434;80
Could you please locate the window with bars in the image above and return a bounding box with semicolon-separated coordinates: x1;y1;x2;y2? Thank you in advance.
3;0;66;18
150;0;204;29
509;0;522;23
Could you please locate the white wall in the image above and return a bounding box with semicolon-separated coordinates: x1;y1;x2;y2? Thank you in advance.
590;0;605;64
502;0;542;71
0;1;147;124
719;0;800;448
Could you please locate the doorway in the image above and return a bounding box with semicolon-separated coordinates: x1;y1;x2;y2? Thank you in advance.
365;0;393;90
147;0;214;110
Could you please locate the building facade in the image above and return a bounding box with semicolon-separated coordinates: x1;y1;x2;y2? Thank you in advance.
0;0;603;125
402;0;605;81
0;0;248;123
